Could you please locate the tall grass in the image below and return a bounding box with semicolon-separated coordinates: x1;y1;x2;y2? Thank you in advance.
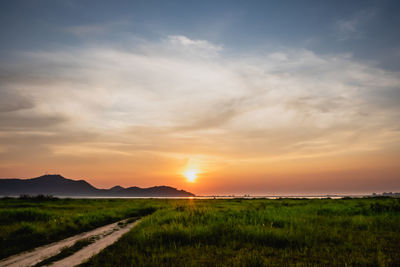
83;198;400;266
0;198;160;259
2;198;399;265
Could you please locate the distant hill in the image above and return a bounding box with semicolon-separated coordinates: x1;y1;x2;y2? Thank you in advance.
0;174;195;197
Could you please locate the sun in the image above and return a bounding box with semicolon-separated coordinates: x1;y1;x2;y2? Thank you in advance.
183;169;198;182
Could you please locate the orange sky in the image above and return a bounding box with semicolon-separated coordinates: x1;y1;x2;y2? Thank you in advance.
1;135;399;195
0;36;399;195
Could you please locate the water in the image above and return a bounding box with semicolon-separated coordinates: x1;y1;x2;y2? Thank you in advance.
38;195;364;199
2;194;370;199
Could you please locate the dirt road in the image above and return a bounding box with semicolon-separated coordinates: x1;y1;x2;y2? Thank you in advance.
0;218;141;267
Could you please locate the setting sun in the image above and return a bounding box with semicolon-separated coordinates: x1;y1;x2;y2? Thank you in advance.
183;169;198;182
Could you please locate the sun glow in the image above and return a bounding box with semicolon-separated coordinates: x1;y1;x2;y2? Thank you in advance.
183;169;198;182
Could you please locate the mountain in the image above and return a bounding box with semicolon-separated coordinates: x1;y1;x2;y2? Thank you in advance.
0;174;195;197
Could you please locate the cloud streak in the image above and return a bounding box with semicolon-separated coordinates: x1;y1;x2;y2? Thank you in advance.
0;35;399;192
336;9;376;40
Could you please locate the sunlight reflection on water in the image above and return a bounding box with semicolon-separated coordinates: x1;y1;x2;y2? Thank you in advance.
48;195;357;199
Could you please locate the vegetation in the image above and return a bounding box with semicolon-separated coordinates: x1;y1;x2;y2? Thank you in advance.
0;197;159;259
82;198;400;266
1;197;399;266
33;237;96;267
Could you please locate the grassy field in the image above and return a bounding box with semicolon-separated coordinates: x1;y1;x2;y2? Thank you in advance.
1;197;399;266
82;197;400;266
0;196;159;259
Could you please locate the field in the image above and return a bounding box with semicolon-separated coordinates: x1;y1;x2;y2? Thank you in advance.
0;196;159;259
1;197;400;266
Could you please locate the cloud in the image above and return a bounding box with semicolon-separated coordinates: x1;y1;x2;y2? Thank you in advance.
0;113;67;130
166;35;222;56
336;9;376;40
0;89;34;112
0;35;399;170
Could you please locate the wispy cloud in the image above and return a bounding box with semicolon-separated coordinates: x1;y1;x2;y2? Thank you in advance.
336;9;376;40
0;35;399;189
167;35;222;56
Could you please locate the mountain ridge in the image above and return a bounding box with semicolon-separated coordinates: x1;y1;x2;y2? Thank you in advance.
0;174;195;197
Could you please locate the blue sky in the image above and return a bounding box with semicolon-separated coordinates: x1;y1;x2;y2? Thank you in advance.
1;0;399;69
0;0;399;194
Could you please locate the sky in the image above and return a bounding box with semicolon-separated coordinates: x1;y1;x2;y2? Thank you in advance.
0;0;399;195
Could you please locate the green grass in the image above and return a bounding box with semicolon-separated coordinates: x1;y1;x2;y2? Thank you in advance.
33;237;96;267
0;197;160;259
81;198;400;266
1;197;399;266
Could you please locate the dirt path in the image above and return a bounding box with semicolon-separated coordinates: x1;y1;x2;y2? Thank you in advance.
0;218;141;267
50;219;140;266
